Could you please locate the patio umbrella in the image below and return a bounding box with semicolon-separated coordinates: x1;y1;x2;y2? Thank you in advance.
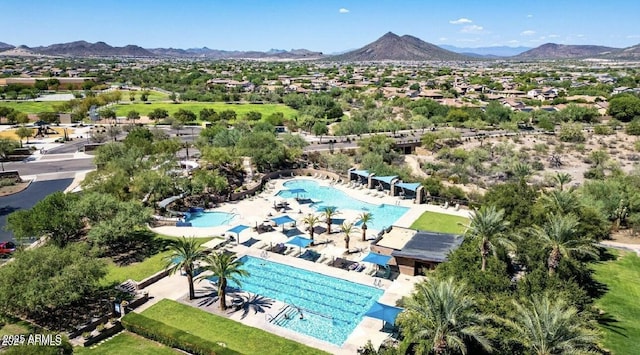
226;224;250;245
362;252;392;267
364;301;404;326
271;214;296;232
285;235;313;252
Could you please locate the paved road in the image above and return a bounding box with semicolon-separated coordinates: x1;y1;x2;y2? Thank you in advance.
3;158;95;177
0;178;73;243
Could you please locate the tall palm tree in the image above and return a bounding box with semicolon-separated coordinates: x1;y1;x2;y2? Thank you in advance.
397;278;492;355
202;252;249;311
506;294;599;355
529;214;598;275
302;213;320;243
165;237;207;300
322;207;338;235
359;212;373;241
553;172;573;191
464;205;513;272
341;222;354;250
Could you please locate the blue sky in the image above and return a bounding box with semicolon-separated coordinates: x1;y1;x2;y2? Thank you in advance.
1;0;639;52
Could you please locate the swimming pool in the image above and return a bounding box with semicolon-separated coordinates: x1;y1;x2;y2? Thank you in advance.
227;255;383;346
187;211;236;227
277;179;408;231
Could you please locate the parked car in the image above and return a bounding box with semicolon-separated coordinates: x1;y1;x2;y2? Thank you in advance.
0;241;16;256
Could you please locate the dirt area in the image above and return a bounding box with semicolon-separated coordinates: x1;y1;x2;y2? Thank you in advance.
609;229;640;245
0;181;30;197
410;128;640;191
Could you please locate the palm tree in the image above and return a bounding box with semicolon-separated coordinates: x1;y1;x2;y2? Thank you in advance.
464;205;513;272
322;207;338;235
359;212;373;241
539;189;581;216
202;251;249;311
165;237;207;300
529;214;598;275
341;222;354;250
506;294;599;355
553;172;573;191
302;213;320;243
397;278;492;355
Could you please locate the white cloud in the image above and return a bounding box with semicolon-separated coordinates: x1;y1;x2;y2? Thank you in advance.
627;35;640;39
461;25;484;33
449;18;472;25
439;37;448;41
338;8;349;14
548;34;560;38
526;14;533;18
521;30;536;36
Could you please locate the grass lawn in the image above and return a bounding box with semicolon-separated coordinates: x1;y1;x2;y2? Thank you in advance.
101;236;215;286
592;250;640;355
74;331;180;355
409;211;469;234
142;299;329;355
0;319;31;336
113;102;298;119
0;101;63;113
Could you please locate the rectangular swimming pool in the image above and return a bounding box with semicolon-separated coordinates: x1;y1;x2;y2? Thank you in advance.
227;255;383;346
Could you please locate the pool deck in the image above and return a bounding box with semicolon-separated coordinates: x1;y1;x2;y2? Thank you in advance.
145;176;470;353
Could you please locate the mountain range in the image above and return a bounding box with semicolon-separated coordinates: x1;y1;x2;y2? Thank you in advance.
1;33;639;60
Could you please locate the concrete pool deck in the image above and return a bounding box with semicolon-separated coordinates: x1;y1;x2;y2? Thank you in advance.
144;176;472;353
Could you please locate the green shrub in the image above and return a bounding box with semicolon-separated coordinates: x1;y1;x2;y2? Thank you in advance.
594;124;614;135
122;312;240;355
0;178;17;187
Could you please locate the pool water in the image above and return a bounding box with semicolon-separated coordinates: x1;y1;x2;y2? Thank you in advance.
229;256;383;346
187;211;236;227
277;179;408;231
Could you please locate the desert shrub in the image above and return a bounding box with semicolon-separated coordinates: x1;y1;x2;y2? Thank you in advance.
558;122;585;142
593;124;614;135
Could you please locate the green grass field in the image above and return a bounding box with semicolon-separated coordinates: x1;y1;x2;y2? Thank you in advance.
101;236;215;286
113;102;298;119
142;300;329;355
409;211;469;234
592;250;640;355
0;101;63;113
74;331;179;355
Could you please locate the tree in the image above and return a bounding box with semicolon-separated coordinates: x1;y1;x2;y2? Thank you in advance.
165;237;207;300
506;294;599;354
312;121;328;137
359;212;373;241
528;214;598;275
625;117;640;135
99;108;116;123
397;278;492;355
148;108;169;123
107;125;121;142
558;122;585;143
0;243;106;320
341;222;354;250
201;251;249;311
174;108;196;123
126;110;140;124
15;126;33;147
607;94;640;122
553;172;573;191
464;205;513;272
322;207;338;235
302;214;321;243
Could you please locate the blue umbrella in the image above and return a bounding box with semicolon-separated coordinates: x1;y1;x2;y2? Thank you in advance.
364;301;403;326
362;252;392;266
271;215;296;226
226;224;250;244
285;235;313;251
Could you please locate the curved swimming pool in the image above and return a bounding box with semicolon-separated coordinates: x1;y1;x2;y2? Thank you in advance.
186;211;236;227
276;179;408;231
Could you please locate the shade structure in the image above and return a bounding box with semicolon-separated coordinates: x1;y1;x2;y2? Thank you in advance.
372;175;398;185
285;235;313;249
227;224;249;235
364;301;404;325
351;169;370;178
271;215;296;226
362;252;392;266
286;188;307;194
396;182;421;192
331;218;346;225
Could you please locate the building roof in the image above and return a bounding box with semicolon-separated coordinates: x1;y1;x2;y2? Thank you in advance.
375;227;416;250
392;231;463;263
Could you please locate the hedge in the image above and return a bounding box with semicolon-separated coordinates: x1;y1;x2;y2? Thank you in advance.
122;312;240;355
